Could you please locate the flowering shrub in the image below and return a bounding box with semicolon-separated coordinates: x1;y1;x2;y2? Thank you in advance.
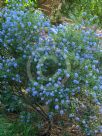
0;1;102;135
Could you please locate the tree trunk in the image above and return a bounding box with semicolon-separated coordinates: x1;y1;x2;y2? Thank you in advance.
38;0;61;16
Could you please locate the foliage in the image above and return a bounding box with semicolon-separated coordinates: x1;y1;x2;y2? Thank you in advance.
9;112;40;136
0;86;23;113
0;114;39;136
61;0;102;26
4;0;102;26
0;115;12;136
0;1;102;135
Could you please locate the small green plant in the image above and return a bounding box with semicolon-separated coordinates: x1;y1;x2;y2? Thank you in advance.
9;121;38;136
0;115;12;136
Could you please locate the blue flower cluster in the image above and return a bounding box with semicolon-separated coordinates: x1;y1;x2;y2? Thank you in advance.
0;2;102;135
0;56;21;82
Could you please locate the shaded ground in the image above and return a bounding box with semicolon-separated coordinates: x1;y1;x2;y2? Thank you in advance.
0;113;83;136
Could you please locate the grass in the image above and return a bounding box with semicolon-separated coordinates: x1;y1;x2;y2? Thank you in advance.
0;114;12;136
0;113;38;136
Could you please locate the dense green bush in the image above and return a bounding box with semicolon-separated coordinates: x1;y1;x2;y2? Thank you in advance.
0;0;102;135
61;0;102;26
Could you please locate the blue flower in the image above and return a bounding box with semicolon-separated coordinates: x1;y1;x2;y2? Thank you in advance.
61;100;64;104
0;63;3;69
50;92;54;97
72;42;75;46
12;77;15;80
34;82;38;86
62;38;67;43
31;87;35;91
99;107;102;114
3;75;7;78
32;91;38;96
54;105;59;110
92;65;95;70
27;22;31;27
50;28;58;34
75;117;80;121
0;39;3;43
74;73;78;78
55;98;58;102
60;110;64;115
93;86;98;91
84;66;88;70
13;63;17;68
40;85;44;90
57;69;62;74
45;100;51;105
77;86;80;91
53;83;58;88
99;85;102;90
73;80;79;84
45;92;50;96
58;77;62;81
66;73;70;78
85;80;89;84
7;69;10;72
93;60;99;64
43;21;50;27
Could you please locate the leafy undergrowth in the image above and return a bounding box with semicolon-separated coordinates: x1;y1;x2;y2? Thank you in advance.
0;107;101;136
0;112;84;136
0;111;102;136
0;112;38;136
0;114;12;136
